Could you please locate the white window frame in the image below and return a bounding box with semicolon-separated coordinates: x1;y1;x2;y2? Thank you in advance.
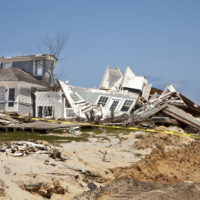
106;97;122;111
120;99;134;112
96;95;110;107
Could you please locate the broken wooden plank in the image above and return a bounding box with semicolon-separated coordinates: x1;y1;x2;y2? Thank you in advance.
150;116;179;125
135;104;168;120
163;105;200;130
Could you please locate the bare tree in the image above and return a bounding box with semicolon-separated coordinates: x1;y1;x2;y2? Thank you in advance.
39;33;68;59
37;33;68;84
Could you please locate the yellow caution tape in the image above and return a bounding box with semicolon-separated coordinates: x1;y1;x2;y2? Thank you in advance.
12;115;200;139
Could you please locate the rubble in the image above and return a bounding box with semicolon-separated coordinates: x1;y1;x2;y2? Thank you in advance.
57;67;200;134
0;141;68;160
0;64;198;134
122;84;200;132
0;113;20;125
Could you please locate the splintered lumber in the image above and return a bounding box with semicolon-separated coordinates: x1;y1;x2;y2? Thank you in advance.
0;113;19;125
163;105;200;130
136;104;167;120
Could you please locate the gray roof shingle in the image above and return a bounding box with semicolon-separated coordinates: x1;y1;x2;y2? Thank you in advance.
0;67;47;86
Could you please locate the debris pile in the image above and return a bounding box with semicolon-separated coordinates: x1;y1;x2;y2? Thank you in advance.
0;113;20;125
0;141;68;160
124;84;200;132
56;67;200;134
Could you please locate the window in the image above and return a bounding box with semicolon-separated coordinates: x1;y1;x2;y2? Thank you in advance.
8;102;14;107
8;88;15;107
35;60;43;76
38;106;53;117
97;96;109;107
3;62;12;68
110;100;119;111
43;106;53;116
8;88;15;101
121;100;133;112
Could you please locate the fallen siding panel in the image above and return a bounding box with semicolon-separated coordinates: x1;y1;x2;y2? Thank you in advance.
163;105;200;130
136;104;167;120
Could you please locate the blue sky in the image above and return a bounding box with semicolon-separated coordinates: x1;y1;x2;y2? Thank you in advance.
0;0;200;103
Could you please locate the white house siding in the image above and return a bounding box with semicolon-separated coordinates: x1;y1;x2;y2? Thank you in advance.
0;102;5;111
0;81;46;115
0;82;20;113
19;87;32;104
18;103;32;116
64;108;75;119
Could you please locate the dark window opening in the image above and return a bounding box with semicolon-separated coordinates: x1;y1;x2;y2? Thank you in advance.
110;100;119;111
38;106;53;117
38;106;43;117
8;102;14;107
8;88;15;101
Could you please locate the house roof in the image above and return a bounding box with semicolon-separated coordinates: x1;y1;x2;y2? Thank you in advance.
0;67;48;87
0;54;57;62
99;66;123;90
99;66;146;92
120;66;146;91
71;85;139;105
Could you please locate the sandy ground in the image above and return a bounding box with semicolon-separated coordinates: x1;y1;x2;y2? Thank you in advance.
0;126;198;199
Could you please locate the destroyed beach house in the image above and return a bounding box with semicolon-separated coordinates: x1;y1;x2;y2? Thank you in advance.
0;56;148;120
58;65;200;131
0;54;200;132
58;66;147;119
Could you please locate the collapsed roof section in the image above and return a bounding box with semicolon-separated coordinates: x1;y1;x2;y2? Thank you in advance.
99;66;123;90
150;86;200;117
121;66;147;92
58;80;139;119
129;84;200;131
100;66;147;93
